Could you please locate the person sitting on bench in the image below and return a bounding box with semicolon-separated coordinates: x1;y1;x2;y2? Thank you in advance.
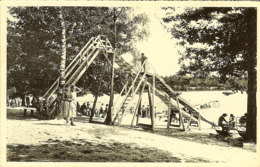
218;113;229;132
229;114;235;129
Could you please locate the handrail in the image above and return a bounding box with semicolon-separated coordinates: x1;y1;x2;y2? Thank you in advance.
43;35;116;116
112;60;147;123
65;37;99;79
113;59;147;110
154;74;178;98
47;47;100;108
117;73;147;125
43;37;96;99
113;80;129;108
71;49;100;85
66;48;99;85
43;77;60;98
65;37;94;72
44;36;99;101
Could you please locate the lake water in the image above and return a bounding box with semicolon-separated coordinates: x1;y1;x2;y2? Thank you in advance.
77;91;248;124
179;91;247;123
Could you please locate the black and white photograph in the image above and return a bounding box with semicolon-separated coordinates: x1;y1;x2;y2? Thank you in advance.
0;0;259;166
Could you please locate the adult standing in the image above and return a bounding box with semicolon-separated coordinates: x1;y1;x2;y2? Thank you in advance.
18;97;22;107
170;109;177;124
140;53;148;73
56;88;63;118
8;98;12;107
80;103;87;115
229;114;235;129
141;105;146;118
103;104;108;118
15;98;18;107
26;95;30;108
86;102;91;116
32;97;37;108
62;84;72;125
100;103;104;118
11;98;16;108
70;85;78;126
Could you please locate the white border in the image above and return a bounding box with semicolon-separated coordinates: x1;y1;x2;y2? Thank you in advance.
1;1;259;167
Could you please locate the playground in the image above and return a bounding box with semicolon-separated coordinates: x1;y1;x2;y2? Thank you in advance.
5;35;257;163
4;5;258;165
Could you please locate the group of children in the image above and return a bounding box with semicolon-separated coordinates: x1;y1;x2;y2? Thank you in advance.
218;113;247;132
79;102;109;118
7;97;23;107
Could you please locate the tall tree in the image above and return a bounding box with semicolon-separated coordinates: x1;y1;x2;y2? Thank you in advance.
59;7;66;87
7;6;149;97
162;7;256;142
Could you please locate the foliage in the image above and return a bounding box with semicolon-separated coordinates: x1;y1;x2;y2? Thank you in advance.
7;7;150;97
162;7;256;91
162;7;256;142
162;75;247;91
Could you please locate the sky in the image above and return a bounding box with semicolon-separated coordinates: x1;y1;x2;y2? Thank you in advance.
124;6;181;76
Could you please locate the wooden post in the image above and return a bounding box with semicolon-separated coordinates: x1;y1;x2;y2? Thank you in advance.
46;101;49;119
131;98;141;127
179;113;181;127
152;75;155;129
176;97;185;131
24;109;27;116
131;79;146;127
187;111;193;130
89;61;107;122
147;85;153;127
167;98;171;129
105;51;115;125
198;111;201;130
31;109;34;117
136;99;142;126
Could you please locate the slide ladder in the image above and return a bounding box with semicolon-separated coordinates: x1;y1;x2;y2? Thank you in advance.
42;35;113;116
111;60;148;125
149;74;213;125
113;55;213;126
42;35;213;126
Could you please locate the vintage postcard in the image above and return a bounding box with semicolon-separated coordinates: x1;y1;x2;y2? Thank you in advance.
1;0;259;167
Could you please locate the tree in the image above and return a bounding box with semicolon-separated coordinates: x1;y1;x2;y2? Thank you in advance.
7;7;149;96
162;7;256;142
8;6;150;122
7;7;61;97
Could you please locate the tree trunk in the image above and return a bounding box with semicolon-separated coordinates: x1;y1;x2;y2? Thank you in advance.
90;61;107;122
105;52;115;125
52;7;66;120
59;7;66;87
246;55;257;142
245;8;257;143
105;8;117;125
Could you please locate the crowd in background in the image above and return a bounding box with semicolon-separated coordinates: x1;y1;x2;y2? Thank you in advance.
7;95;34;108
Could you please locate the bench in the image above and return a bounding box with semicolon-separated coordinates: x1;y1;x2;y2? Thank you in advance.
214;126;232;137
23;107;37;117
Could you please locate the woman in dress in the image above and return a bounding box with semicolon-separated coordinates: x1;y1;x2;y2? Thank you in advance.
62;84;72;125
69;85;77;126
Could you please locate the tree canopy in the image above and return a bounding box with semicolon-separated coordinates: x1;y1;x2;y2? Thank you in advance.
7;6;150;97
162;7;256;142
163;7;256;86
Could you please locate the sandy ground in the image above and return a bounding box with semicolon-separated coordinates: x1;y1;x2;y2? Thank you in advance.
5;108;258;164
